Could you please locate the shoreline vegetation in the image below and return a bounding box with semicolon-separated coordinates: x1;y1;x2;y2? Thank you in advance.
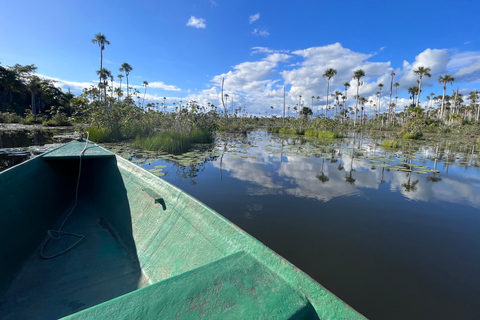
1;33;480;153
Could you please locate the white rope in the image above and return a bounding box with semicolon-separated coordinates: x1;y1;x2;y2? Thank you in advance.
40;132;89;259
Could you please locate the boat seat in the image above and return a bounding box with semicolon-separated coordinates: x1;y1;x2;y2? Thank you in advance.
62;251;319;320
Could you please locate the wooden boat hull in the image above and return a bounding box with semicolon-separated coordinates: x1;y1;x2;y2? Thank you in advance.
0;141;366;319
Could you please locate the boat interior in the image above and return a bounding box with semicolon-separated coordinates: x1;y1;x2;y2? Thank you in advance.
0;142;328;319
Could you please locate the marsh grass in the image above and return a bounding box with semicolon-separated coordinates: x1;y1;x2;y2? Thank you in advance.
133;129;214;154
402;132;423;139
305;129;342;138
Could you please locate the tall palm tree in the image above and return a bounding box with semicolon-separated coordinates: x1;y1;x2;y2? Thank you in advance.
96;68;111;100
408;86;419;104
119;63;132;98
394;82;400;122
353;69;365;126
91;33;110;86
378;83;384;117
359;97;367;125
413;66;432;107
438;74;455;119
316;96;320;113
117;74;123;99
142;81;149;108
323;68;337;118
388;70;395;125
343;82;350;122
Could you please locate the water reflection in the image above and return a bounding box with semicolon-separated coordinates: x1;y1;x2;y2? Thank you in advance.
208;131;480;208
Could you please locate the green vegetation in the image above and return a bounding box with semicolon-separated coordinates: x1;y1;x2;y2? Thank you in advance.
380;139;401;148
2;32;480;157
305;129;342;138
133;129;214;154
402;132;423;139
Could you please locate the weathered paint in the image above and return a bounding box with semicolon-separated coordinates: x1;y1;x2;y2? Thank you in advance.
0;141;367;319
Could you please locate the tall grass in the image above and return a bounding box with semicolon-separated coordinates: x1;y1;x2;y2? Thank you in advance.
305;129;342;138
133;129;214;154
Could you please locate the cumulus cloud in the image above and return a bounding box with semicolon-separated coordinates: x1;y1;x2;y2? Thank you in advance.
148;81;181;91
398;49;450;88
187;16;206;29
284;43;391;106
249;13;260;23
36;73;94;91
448;51;480;83
252;28;269;37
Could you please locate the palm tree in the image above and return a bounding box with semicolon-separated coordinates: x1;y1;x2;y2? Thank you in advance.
316;96;320;113
438;74;455;119
413;66;432;107
96;68;111;100
142;81;149;108
378;83;384;116
353;69;365;126
394;82;400;123
119;63;133;98
117;74;123;99
388;70;395;125
323;68;337;118
343;82;350;122
408;86;419;104
91;33;110;86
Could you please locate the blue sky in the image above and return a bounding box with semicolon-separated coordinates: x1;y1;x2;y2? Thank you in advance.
1;0;480;115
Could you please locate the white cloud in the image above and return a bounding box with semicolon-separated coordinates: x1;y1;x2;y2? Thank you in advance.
187;16;206;29
251;47;289;55
448;51;480;83
252;28;269;37
36;73;94;91
399;49;450;88
249;13;260;24
148;81;181;91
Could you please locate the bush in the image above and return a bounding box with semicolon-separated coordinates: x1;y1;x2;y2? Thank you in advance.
42;113;71;127
0;112;22;123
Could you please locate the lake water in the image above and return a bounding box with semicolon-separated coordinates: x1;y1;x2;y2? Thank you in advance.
2;130;480;319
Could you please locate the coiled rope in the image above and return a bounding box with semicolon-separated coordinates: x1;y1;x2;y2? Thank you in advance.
40;132;89;259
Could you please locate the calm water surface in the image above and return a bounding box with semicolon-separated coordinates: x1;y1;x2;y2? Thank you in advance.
3;130;480;319
140;131;480;320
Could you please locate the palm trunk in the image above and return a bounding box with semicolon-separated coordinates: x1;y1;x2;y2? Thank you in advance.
416;77;423;107
126;75;129;98
440;86;446;119
31;91;36;116
354;84;359;127
143;87;147;108
325;81;329;118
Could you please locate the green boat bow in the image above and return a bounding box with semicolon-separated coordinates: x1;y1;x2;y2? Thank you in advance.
0;140;366;319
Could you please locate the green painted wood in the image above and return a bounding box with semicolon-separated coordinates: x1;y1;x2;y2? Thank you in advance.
42;140;114;159
62;251;320;320
0;141;367;320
